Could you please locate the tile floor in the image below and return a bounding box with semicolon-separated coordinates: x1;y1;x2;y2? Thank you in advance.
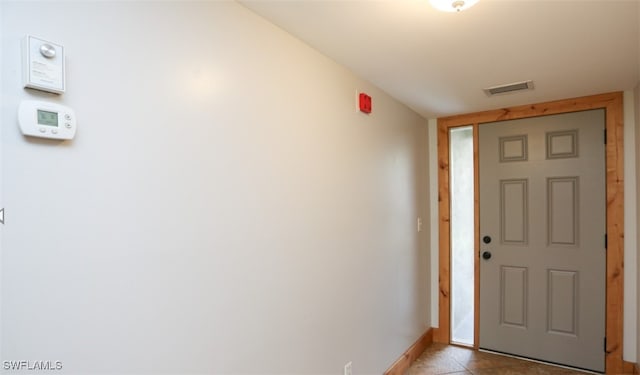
405;344;596;375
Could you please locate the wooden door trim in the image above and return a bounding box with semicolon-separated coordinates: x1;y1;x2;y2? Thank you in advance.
435;92;624;374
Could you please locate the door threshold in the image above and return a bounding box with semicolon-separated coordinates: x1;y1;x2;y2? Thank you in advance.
478;348;603;374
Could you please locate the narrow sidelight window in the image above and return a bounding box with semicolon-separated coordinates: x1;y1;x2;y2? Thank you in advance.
450;126;474;345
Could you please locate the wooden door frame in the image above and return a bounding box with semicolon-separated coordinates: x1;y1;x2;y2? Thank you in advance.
434;92;625;374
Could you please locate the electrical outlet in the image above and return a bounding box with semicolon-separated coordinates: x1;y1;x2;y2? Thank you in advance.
417;217;423;232
344;361;352;375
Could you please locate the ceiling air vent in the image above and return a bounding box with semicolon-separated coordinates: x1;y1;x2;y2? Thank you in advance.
484;80;534;97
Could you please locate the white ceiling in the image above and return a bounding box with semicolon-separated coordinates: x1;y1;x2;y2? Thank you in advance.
240;0;639;118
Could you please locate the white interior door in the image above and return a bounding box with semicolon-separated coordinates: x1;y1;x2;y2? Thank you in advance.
478;109;606;372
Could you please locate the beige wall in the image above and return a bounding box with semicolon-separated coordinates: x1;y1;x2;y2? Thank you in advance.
636;82;640;367
0;2;430;374
623;91;638;363
636;2;640;366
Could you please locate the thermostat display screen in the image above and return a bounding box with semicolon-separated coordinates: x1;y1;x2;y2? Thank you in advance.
37;109;58;127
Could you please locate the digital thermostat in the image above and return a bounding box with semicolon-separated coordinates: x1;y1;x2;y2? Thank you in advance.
22;35;65;94
18;100;76;140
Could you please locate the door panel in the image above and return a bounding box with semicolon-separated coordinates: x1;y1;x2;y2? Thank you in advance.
500;179;528;245
479;109;605;372
500;266;528;328
547;177;578;246
547;269;578;336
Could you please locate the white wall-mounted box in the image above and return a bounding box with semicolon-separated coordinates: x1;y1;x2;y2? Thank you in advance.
22;35;65;94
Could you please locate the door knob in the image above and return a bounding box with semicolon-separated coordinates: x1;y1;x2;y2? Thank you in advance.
482;251;492;260
483;235;492;244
